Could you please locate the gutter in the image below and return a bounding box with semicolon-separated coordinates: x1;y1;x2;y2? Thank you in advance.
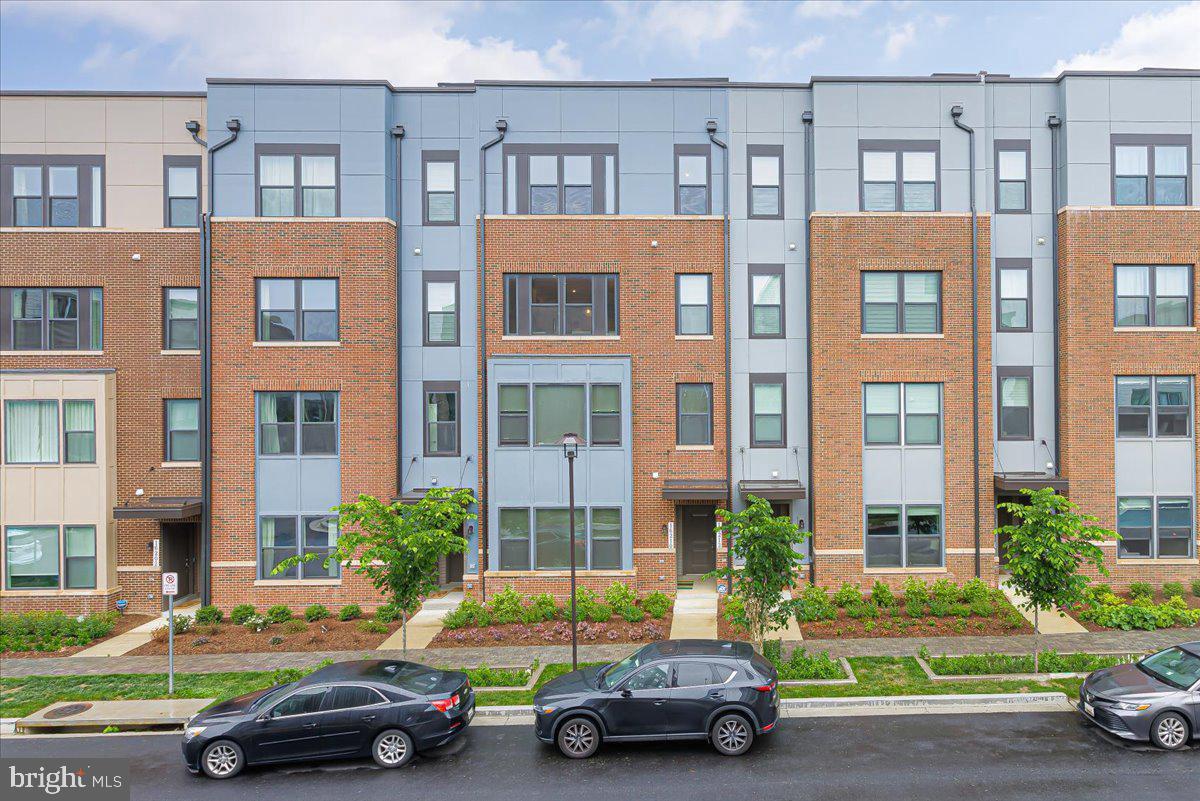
801;109;816;585
1047;115;1062;478
192;117;240;605
391;124;405;496
950;104;981;579
477;119;507;600
707;120;733;590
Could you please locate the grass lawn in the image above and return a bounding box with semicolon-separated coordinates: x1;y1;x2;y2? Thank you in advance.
777;657;1083;699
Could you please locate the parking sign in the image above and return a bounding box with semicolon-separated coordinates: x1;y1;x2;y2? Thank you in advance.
162;571;178;596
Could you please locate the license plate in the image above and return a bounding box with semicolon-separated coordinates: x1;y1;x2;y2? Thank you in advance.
466;707;475;723
1084;702;1094;717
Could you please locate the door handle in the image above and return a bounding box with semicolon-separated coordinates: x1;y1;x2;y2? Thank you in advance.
653;699;666;706
707;691;722;699
361;715;377;722
302;722;319;729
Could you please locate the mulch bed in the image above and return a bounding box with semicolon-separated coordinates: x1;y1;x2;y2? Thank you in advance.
0;613;154;660
128;618;403;656
429;613;673;648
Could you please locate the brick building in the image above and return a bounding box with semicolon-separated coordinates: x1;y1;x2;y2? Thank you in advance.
2;69;1196;615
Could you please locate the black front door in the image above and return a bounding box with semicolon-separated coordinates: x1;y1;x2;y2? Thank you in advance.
600;663;670;737
445;551;464;583
680;506;716;575
996;500;1018;568
161;522;198;602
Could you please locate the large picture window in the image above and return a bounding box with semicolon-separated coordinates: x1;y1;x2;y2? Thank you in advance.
257;391;338;456
2;287;102;351
860;141;939;212
502;145;617;215
533;385;586;446
864;383;941;446
503;274;618;337
1118;497;1195;559
495;507;622;571
4;399;58;463
862;272;941;334
865;505;944;568
2;524;96;590
259;515;339;579
1114;265;1192;328
256;146;339;217
257;278;338;342
1111;135;1191;206
2;156;104;227
1116;376;1192;439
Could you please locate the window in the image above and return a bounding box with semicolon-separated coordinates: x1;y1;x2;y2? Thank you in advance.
12;165;41;225
270;686;327;718
256;147;339;217
498;506;619;571
673;661;718;688
1118;497;1195;559
324;686;383;711
748;146;782;218
862;272;941;334
64;525;96;588
1117;376;1192;439
676;274;712;336
164;288;199;350
503;274;618;337
677;383;713;446
535;508;585;570
997;261;1032;332
4;400;58;463
4;526;59;588
164;399;199;462
424;383;459;456
749;265;783;338
675;145;710;215
1114;265;1192;328
995;141;1030;213
256;278;338;342
498;385;530;446
590;508;621;569
259;515;340;580
1112;135;1191;206
534;385;586;446
865;505;943;568
164;156;200;227
750;375;785;447
997;369;1033;441
257;391;338;456
2;157;103;227
2;287;102;351
63;400;95;463
590;385;620;446
48;166;78;226
423;151;458;225
860;142;939;212
423;273;458;345
499;509;531;570
502;145;617;215
864;383;941;445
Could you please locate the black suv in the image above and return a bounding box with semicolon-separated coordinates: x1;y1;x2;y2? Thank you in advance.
533;639;779;758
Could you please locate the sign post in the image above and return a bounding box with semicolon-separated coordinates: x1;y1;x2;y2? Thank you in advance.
162;572;178;694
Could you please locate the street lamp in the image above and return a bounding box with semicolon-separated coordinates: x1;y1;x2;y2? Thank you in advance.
560;432;582;669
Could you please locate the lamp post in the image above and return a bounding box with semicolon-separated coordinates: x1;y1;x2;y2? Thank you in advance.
560;432;581;670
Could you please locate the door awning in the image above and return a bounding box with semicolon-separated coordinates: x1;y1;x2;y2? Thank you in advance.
993;473;1069;494
739;479;807;501
112;496;203;520
395;487;435;505
662;479;728;501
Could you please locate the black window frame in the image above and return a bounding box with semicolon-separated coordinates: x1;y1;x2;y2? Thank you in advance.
674;144;712;215
994;139;1031;214
424;381;460;457
675;273;713;336
1;155;105;228
1116;376;1193;440
501;144;618;215
1110;134;1192;207
423;271;460;346
62;399;96;465
422;150;459;226
1117;496;1195;560
163;398;200;462
865;503;945;569
859;140;940;212
863;382;942;446
498;384;531;446
255;278;339;343
258;514;340;580
749;373;786;448
589;384;621;446
748;264;784;339
163;287;200;351
860;271;942;335
676;383;714;446
1;287;102;351
997;367;1034;442
254;144;340;218
256;391;339;457
996;258;1033;333
1113;264;1193;328
163;155;201;228
747;144;783;220
502;273;619;337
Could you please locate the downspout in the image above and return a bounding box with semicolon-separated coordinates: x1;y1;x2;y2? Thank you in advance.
1047;115;1062;478
391;124;405;497
478;118;507;600
707;119;732;593
801;109;816;585
193;117;240;606
950;104;981;579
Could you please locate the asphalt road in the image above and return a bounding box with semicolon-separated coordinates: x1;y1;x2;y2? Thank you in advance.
1;712;1195;801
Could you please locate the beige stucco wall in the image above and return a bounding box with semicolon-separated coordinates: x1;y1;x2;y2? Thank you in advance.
0;94;208;230
0;371;117;596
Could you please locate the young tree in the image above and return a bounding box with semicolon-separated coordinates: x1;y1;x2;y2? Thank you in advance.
996;487;1115;672
274;486;475;656
713;495;810;652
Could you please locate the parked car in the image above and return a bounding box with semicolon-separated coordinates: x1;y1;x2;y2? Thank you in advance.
182;660;474;778
533;639;779;759
1078;641;1200;750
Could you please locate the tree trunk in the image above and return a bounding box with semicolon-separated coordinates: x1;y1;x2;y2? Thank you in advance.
402;609;408;659
1033;607;1040;674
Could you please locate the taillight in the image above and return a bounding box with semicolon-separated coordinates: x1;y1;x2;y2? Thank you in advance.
430;693;460;712
753;681;776;693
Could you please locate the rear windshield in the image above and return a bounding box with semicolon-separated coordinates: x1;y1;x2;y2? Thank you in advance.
379;663;447;694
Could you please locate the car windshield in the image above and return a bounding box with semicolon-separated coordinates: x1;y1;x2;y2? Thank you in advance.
599;649;647;690
250;683;295;710
1138;647;1200;690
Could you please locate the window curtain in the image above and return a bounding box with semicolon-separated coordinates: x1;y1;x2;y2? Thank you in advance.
258;393;281;453
1116;265;1149;296
4;400;58;463
64;399;94;432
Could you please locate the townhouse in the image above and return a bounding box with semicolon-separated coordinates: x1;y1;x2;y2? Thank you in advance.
1;68;1196;615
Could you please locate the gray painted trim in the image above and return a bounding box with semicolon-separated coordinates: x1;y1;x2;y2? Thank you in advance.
422;270;460;347
674;144;712;215
423;380;461;457
747;263;784;339
995;258;1033;333
675;273;713;336
502;143;618;215
1113;264;1194;328
993;139;1030;215
857;140;940;213
162;154;201;228
746;144;784;220
0;154;105;227
996;366;1034;442
253;143;341;217
421;149;459;226
1109;134;1193;206
749;372;786;448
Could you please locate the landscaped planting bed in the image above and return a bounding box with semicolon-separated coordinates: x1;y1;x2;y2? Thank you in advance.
921;648;1139;676
430;584;673;648
762;641;847;681
1071;582;1200;632
0;611;153;659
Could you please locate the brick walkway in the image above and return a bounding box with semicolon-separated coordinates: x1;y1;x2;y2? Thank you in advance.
2;628;1194;679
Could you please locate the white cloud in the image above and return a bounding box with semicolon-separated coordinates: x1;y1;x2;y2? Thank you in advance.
748;34;825;79
606;0;753;57
1049;1;1200;73
883;21;916;60
795;1;876;19
1;0;583;85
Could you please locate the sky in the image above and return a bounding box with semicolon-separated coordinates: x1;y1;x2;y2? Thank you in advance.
0;0;1197;91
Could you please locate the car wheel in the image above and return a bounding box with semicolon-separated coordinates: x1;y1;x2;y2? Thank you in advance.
710;713;754;756
1149;712;1190;751
556;717;600;759
372;729;415;768
200;740;244;779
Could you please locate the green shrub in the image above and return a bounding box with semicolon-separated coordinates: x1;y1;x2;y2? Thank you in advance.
529;593;559;621
641;592;672;619
442;598;492;629
1078;594;1200;631
489;585;525;625
1162;582;1185;600
270;658;334;687
1086;583;1113;604
265;605;293;624
464;664;531;687
948;603;971;619
795;583;838;622
242;614;269;633
169;614;193;635
722;594;746;631
338;604;362;622
229;604;257;625
0;610;120;652
618;604;645;623
586;603;613;623
565;587;598;621
960;578;990;604
1193;579;1200;598
903;601;925;619
282;619;308;633
832;583;862;608
870;580;896;607
1128;582;1154;600
846;600;879;620
968;599;995;617
927;650;1136;676
603;582;638;610
357;619;388;634
304;604;330;622
930;579;960;605
194;605;223;625
374;604;403;624
929;599;951;618
773;648;845;681
762;639;783;664
902;577;930;608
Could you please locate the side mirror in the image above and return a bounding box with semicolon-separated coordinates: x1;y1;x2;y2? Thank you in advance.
620;689;633;698
256;714;270;723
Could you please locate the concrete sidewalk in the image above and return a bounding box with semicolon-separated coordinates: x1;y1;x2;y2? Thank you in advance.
70;600;200;658
668;579;717;639
1000;581;1088;634
377;591;462;650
